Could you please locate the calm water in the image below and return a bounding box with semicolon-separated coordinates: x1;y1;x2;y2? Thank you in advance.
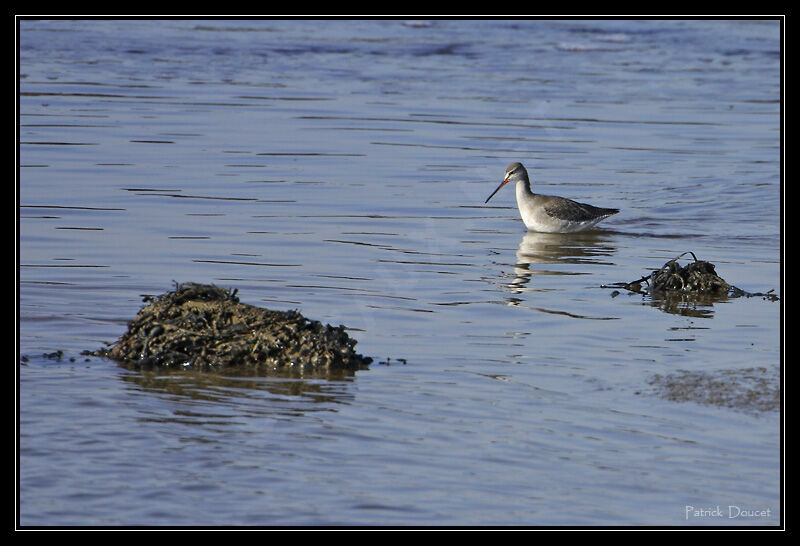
18;19;782;527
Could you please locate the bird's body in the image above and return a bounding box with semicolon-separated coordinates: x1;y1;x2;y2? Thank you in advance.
485;162;619;233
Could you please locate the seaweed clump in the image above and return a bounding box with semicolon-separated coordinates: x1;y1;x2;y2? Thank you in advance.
96;282;372;372
607;252;779;301
647;256;729;294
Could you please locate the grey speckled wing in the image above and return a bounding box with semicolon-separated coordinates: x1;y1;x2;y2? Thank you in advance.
543;198;619;223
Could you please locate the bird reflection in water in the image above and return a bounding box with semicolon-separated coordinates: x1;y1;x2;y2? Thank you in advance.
506;230;617;305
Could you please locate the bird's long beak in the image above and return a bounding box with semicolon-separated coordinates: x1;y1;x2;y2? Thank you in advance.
484;175;510;204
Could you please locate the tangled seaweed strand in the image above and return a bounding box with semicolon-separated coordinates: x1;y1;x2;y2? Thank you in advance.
96;282;373;372
649;252;729;294
608;252;779;301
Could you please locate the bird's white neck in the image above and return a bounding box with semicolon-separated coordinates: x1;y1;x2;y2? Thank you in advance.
515;178;534;199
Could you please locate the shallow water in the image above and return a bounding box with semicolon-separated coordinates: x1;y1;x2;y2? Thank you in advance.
18;18;782;527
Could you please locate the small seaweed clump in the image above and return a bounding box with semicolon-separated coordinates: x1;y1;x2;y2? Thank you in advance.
97;282;372;372
646;254;729;295
609;252;778;301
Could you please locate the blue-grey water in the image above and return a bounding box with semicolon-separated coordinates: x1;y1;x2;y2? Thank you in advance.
18;19;782;527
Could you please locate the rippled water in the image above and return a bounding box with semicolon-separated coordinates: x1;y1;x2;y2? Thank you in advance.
18;19;782;527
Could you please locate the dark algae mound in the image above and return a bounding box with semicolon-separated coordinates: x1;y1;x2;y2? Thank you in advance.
99;282;372;372
607;252;779;302
642;255;729;295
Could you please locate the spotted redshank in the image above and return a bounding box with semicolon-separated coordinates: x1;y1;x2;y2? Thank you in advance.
484;162;619;233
